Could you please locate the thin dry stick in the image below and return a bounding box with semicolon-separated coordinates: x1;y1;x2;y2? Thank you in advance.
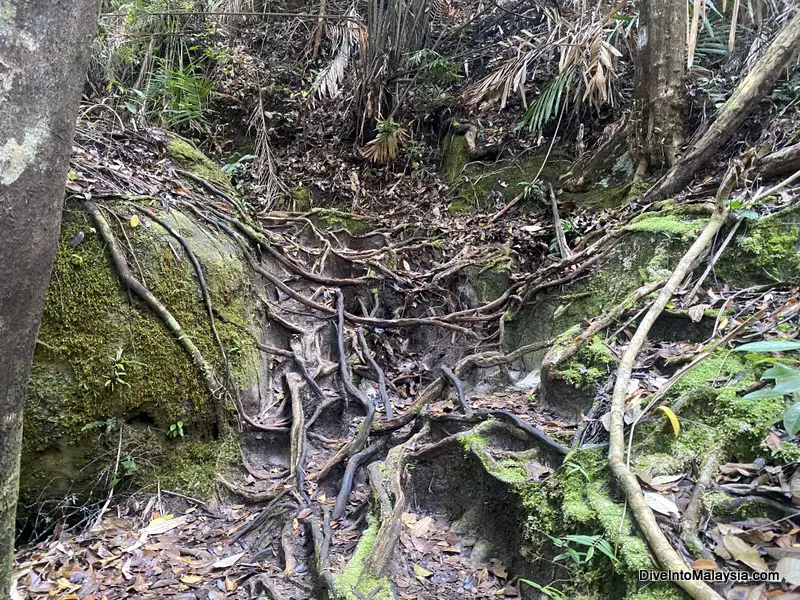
607;165;739;600
549;184;572;259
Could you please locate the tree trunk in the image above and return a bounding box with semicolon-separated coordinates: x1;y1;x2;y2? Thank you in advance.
759;143;800;181
647;10;800;201
629;0;687;176
0;1;96;594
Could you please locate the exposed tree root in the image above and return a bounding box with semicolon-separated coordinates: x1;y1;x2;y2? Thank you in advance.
439;365;473;415
357;328;392;419
83;201;229;428
682;446;721;560
607;165;741;600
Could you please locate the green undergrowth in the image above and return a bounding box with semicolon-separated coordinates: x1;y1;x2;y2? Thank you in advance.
21;202;258;511
515;449;684;599
623;215;705;238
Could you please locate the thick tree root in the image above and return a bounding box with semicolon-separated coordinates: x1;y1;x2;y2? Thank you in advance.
607;165;740;600
84;201;229;428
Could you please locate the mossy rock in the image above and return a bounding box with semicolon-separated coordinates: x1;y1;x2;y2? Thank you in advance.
540;335;616;419
456;154;572;210
504;231;684;369
167;136;237;197
20;202;259;517
311;208;373;235
717;204;800;285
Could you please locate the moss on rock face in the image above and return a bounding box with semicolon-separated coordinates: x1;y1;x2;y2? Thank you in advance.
559;335;616;394
312;208;373;235
717;205;800;285
167;136;236;196
623;215;706;238
633;350;788;475
21;203;258;512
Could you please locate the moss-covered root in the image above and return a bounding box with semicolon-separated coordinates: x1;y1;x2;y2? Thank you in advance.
334;431;421;600
607;170;736;600
83;201;227;429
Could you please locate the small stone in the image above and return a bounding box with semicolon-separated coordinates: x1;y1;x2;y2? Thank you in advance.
469;539;492;563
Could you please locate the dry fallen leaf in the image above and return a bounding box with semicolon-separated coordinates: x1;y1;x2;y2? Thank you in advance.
776;557;800;585
643;491;680;517
413;563;433;578
211;552;244;570
723;535;768;572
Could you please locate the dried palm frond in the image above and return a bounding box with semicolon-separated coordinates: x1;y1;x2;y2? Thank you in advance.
362;118;410;163
462;6;564;109
313;6;364;99
463;2;624;131
247;88;291;210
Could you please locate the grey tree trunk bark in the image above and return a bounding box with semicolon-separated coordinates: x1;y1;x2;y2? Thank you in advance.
647;10;800;201
0;1;97;594
629;0;687;176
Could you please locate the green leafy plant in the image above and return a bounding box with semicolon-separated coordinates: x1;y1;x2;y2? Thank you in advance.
144;61;211;126
104;348;145;392
549;534;620;567
520;580;568;600
168;420;185;438
520;178;546;202
734;340;800;435
408;49;462;82
222;154;257;176
517;70;575;133
110;455;138;488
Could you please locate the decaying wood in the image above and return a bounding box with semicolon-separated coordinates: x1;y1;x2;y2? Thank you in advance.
647;11;800;201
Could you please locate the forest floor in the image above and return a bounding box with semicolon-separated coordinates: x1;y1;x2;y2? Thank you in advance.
11;122;800;600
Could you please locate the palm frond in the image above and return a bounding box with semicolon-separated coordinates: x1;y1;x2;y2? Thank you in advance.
313;6;363;99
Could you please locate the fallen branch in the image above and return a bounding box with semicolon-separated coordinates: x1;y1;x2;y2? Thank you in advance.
682;446;722;560
549;184;571;259
646;12;800;202
607;164;740;600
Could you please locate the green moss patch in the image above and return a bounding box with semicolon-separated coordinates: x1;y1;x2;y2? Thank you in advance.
312;208;373;235
334;515;392;600
167;136;236;196
718;205;800;285
623;215;705;238
21;204;257;511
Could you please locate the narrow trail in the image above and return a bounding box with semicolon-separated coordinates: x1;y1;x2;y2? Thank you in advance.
15;126;800;600
14;126;583;599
